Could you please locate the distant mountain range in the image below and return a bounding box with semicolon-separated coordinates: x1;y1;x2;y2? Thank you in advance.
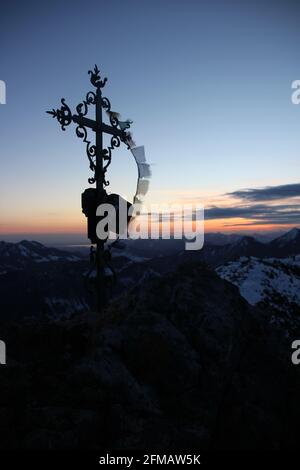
1;227;300;453
122;228;300;262
117;228;300;318
0;227;299;320
0;241;90;321
198;227;300;266
1;231;300;450
0;240;81;271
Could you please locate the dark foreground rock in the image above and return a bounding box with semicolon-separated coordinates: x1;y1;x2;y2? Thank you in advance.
0;262;299;449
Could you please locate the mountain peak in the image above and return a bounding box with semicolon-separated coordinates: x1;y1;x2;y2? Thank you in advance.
18;240;43;248
272;227;300;247
232;235;257;247
283;227;300;241
0;240;82;266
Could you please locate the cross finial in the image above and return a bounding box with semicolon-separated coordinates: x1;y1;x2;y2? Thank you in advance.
88;64;107;89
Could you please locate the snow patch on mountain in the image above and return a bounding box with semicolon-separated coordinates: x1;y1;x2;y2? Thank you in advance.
217;255;300;310
0;240;81;270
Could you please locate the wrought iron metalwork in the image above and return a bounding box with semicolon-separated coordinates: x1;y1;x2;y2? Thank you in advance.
47;98;72;131
47;65;131;185
47;65;132;313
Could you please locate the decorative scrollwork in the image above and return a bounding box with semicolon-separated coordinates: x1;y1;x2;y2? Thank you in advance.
109;112;120;128
88;64;107;89
75;125;97;181
111;135;121;150
47;98;72;131
101;96;120;128
103;135;121;172
86;91;96;104
101;97;111;112
76;91;96;117
76;101;88;117
47;66;136;189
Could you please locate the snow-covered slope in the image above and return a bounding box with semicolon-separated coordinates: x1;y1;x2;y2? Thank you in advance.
217;255;300;311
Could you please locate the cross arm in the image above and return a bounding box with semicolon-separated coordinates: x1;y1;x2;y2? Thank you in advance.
101;122;126;139
72;115;126;139
72;115;98;131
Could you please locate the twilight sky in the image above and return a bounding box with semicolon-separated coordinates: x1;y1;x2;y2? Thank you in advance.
0;0;300;242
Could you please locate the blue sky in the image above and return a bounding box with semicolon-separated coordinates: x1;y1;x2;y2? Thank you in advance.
1;0;300;241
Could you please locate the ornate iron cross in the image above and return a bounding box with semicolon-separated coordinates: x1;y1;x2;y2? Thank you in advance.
47;65;132;187
47;65;132;313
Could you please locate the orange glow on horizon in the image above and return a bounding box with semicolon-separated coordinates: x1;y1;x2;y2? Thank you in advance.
1;194;298;236
0;216;296;236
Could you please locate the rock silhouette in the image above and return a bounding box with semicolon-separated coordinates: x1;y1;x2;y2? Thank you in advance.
0;262;299;449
